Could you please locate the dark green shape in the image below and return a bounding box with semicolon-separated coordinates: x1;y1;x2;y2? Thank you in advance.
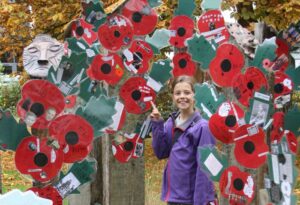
194;82;225;120
285;65;300;91
145;28;171;54
47;53;89;96
148;0;162;8
148;59;172;90
201;0;221;10
174;0;196;17
249;37;277;75
68;159;96;185
0;109;30;151
82;0;106;32
78;78;101;103
284;106;300;137
198;146;228;181
187;34;216;70
76;95;116;137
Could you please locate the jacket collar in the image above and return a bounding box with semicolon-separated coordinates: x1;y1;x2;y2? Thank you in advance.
170;111;202;131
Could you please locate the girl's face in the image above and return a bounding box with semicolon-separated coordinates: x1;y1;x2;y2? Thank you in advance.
172;82;195;113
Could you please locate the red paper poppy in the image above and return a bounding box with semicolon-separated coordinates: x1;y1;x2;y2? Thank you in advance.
87;53;124;85
112;133;142;163
219;166;255;205
197;10;230;45
209;101;244;144
169;15;194;48
172;52;196;77
65;95;77;109
29;186;63;205
15;136;64;182
232;67;268;107
71;18;98;45
119;77;156;114
273;71;293;108
270;112;285;142
17;80;65;130
209;43;244;87
97;14;133;52
122;40;153;74
285;130;298;154
49;114;94;163
233;124;269;169
105;101;127;134
122;0;158;36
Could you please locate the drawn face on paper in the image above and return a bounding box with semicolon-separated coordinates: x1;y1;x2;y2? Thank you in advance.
23;34;64;78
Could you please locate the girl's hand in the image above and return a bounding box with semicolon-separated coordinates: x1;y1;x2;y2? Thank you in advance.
150;101;161;121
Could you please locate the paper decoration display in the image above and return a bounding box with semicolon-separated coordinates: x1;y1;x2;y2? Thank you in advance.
201;0;222;10
273;71;293;109
172;52;196;77
70;18;98;45
105;101;127;134
209;43;244;87
270;112;285;142
174;0;196;17
286;65;300;91
284;106;300;137
169;15;194;48
82;0;106;31
145;28;171;54
147;59;172;92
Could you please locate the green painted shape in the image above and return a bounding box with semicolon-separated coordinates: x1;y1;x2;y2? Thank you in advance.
83;0;107;31
174;0;196;17
187;34;216;70
249;37;277;75
0;109;30;151
148;59;172;85
78;78;101;103
148;0;162;8
285;65;300;91
284;106;300;137
68;159;96;185
201;0;221;10
198;146;228;181
47;53;88;96
76;95;116;137
145;28;171;54
194;82;226;120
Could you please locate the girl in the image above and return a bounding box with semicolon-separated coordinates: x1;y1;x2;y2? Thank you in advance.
150;75;216;205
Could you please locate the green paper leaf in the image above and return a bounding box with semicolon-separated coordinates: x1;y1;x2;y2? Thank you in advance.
198;146;228;181
82;0;107;31
285;65;300;91
145;29;171;54
78;78;101;103
68;159;96;185
174;0;196;17
194;82;226;119
284;106;300;137
0;109;30;150
147;59;172;92
47;53;89;96
76;95;117;137
250;37;277;74
201;0;222;10
187;34;216;70
148;0;162;8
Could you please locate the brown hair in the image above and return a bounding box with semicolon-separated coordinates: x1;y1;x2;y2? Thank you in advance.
170;75;196;93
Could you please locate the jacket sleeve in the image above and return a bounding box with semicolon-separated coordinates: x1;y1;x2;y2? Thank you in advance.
151;118;172;159
193;123;216;205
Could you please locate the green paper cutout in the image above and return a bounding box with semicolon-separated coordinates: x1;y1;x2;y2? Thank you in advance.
198;146;228;181
194;82;226;120
244;90;274;129
0;110;30;151
250;37;277;74
148;0;162;8
147;59;172;92
174;0;196;17
284;106;300;137
82;0;107;32
78;78;101;103
66;37;99;64
285;65;300;91
68;159;96;184
187;34;216;70
201;0;221;10
47;53;88;96
76;95;116;137
145;28;171;54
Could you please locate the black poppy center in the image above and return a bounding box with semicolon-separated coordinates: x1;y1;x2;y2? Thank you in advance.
114;30;121;37
178;59;187;68
225;115;236;127
76;26;84;36
124;141;134;151
274;83;284;94
30;103;45;117
22;99;31;111
132;12;143;23
101;63;112;74
131;90;142;101
244;141;255;154
278;153;286;164
65;131;79;145
247;81;254;90
177;27;186;37
221;59;232;72
233;178;244;191
34;153;48;167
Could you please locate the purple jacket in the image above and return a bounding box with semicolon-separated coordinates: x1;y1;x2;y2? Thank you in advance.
151;111;216;205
